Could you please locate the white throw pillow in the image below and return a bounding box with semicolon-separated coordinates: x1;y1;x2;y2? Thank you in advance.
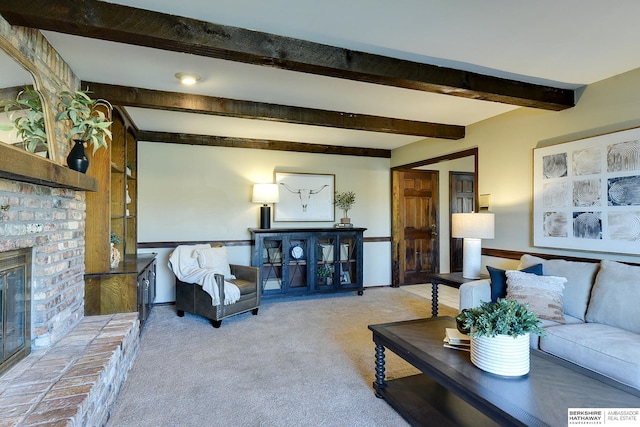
194;246;233;278
506;270;567;323
585;260;640;334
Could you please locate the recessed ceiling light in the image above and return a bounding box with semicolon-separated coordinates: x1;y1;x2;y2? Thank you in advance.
175;72;201;85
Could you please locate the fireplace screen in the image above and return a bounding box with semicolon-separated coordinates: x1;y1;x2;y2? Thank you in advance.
0;248;31;377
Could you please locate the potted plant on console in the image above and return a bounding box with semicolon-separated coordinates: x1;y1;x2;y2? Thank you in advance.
334;191;356;227
56;89;112;173
456;299;545;376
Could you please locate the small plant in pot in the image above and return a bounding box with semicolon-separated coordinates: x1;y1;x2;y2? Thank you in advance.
0;86;47;153
334;191;356;225
317;265;332;284
56;90;112;173
110;233;122;268
456;299;545;376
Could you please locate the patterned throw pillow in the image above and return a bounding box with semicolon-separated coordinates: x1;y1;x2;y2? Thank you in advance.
505;270;567;323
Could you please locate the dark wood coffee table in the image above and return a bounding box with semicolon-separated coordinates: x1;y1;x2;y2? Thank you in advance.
369;316;640;427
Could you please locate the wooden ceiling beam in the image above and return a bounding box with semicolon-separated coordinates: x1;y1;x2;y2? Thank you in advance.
84;82;464;139
138;131;391;158
0;0;575;111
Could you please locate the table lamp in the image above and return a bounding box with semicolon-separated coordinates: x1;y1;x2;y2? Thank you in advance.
451;212;495;279
252;183;279;229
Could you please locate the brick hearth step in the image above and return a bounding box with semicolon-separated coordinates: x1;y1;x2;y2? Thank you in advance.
0;313;139;427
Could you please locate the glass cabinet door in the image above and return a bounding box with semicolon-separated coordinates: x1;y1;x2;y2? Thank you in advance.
338;236;357;288
316;236;336;289
286;238;308;292
261;238;283;293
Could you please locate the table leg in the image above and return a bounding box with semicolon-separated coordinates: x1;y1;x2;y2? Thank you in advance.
373;343;387;398
431;281;439;317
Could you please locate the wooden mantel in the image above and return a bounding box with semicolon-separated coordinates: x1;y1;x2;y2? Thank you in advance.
0;143;97;191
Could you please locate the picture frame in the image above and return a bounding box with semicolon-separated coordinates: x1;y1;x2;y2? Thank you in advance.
533;127;640;255
274;172;335;222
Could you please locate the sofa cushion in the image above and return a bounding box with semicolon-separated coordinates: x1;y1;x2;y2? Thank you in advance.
519;254;598;321
540;323;640;390
585;260;640;334
505;270;567;323
486;263;543;303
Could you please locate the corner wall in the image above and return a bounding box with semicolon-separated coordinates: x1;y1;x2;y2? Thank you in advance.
392;68;640;264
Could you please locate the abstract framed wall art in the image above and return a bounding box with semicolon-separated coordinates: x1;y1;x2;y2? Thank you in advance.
274;172;335;222
533;127;640;254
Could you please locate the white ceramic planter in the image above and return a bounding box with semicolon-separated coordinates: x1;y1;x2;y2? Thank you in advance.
470;333;530;376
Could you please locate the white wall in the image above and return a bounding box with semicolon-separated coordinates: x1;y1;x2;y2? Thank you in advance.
137;143;392;302
392;67;640;265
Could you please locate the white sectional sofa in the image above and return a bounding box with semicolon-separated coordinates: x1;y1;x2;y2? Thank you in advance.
459;254;640;390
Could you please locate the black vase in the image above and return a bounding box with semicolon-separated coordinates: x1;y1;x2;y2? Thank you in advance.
67;139;89;173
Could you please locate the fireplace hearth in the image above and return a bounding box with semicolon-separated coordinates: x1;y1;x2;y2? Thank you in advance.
0;248;31;377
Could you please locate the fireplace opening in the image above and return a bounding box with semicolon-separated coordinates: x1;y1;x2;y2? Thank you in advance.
0;247;32;377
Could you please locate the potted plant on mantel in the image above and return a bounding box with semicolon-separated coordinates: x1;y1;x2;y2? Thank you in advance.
456;299;545;377
334;191;356;227
0;86;47;153
56;89;112;173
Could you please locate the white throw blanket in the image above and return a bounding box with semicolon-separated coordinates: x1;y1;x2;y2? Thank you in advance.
168;244;241;306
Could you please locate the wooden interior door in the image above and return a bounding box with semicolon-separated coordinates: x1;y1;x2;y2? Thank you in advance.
392;170;439;286
449;172;475;272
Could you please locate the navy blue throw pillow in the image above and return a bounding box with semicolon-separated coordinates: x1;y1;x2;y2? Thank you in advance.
486;263;543;303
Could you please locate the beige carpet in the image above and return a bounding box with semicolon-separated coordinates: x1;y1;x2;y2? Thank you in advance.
107;286;458;427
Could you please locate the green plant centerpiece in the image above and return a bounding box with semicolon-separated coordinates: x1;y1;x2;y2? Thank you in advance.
334;191;356;224
456;299;545;377
456;299;545;338
0;86;47;153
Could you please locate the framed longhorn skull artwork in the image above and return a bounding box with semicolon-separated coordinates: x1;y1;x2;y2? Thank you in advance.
274;172;335;222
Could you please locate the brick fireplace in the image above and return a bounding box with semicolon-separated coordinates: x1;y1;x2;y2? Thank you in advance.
0;180;86;350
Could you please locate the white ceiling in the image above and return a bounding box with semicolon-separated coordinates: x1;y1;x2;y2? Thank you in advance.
29;1;640;150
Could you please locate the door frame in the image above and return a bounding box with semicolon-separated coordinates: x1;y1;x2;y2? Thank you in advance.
391;148;479;286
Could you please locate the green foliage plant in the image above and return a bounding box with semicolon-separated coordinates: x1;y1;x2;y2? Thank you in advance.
110;233;122;245
317;265;332;278
56;90;112;154
456;299;546;338
334;191;356;218
0;86;47;152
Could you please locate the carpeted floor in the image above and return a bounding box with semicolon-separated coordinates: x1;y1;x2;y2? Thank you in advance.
106;286;458;427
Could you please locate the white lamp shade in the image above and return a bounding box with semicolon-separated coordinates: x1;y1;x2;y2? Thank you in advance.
252;183;279;203
451;213;495;239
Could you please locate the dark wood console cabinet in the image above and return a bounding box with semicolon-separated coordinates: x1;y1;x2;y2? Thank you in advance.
250;228;366;298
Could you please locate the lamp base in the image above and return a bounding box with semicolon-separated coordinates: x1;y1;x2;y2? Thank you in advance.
462;237;482;279
259;205;271;229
